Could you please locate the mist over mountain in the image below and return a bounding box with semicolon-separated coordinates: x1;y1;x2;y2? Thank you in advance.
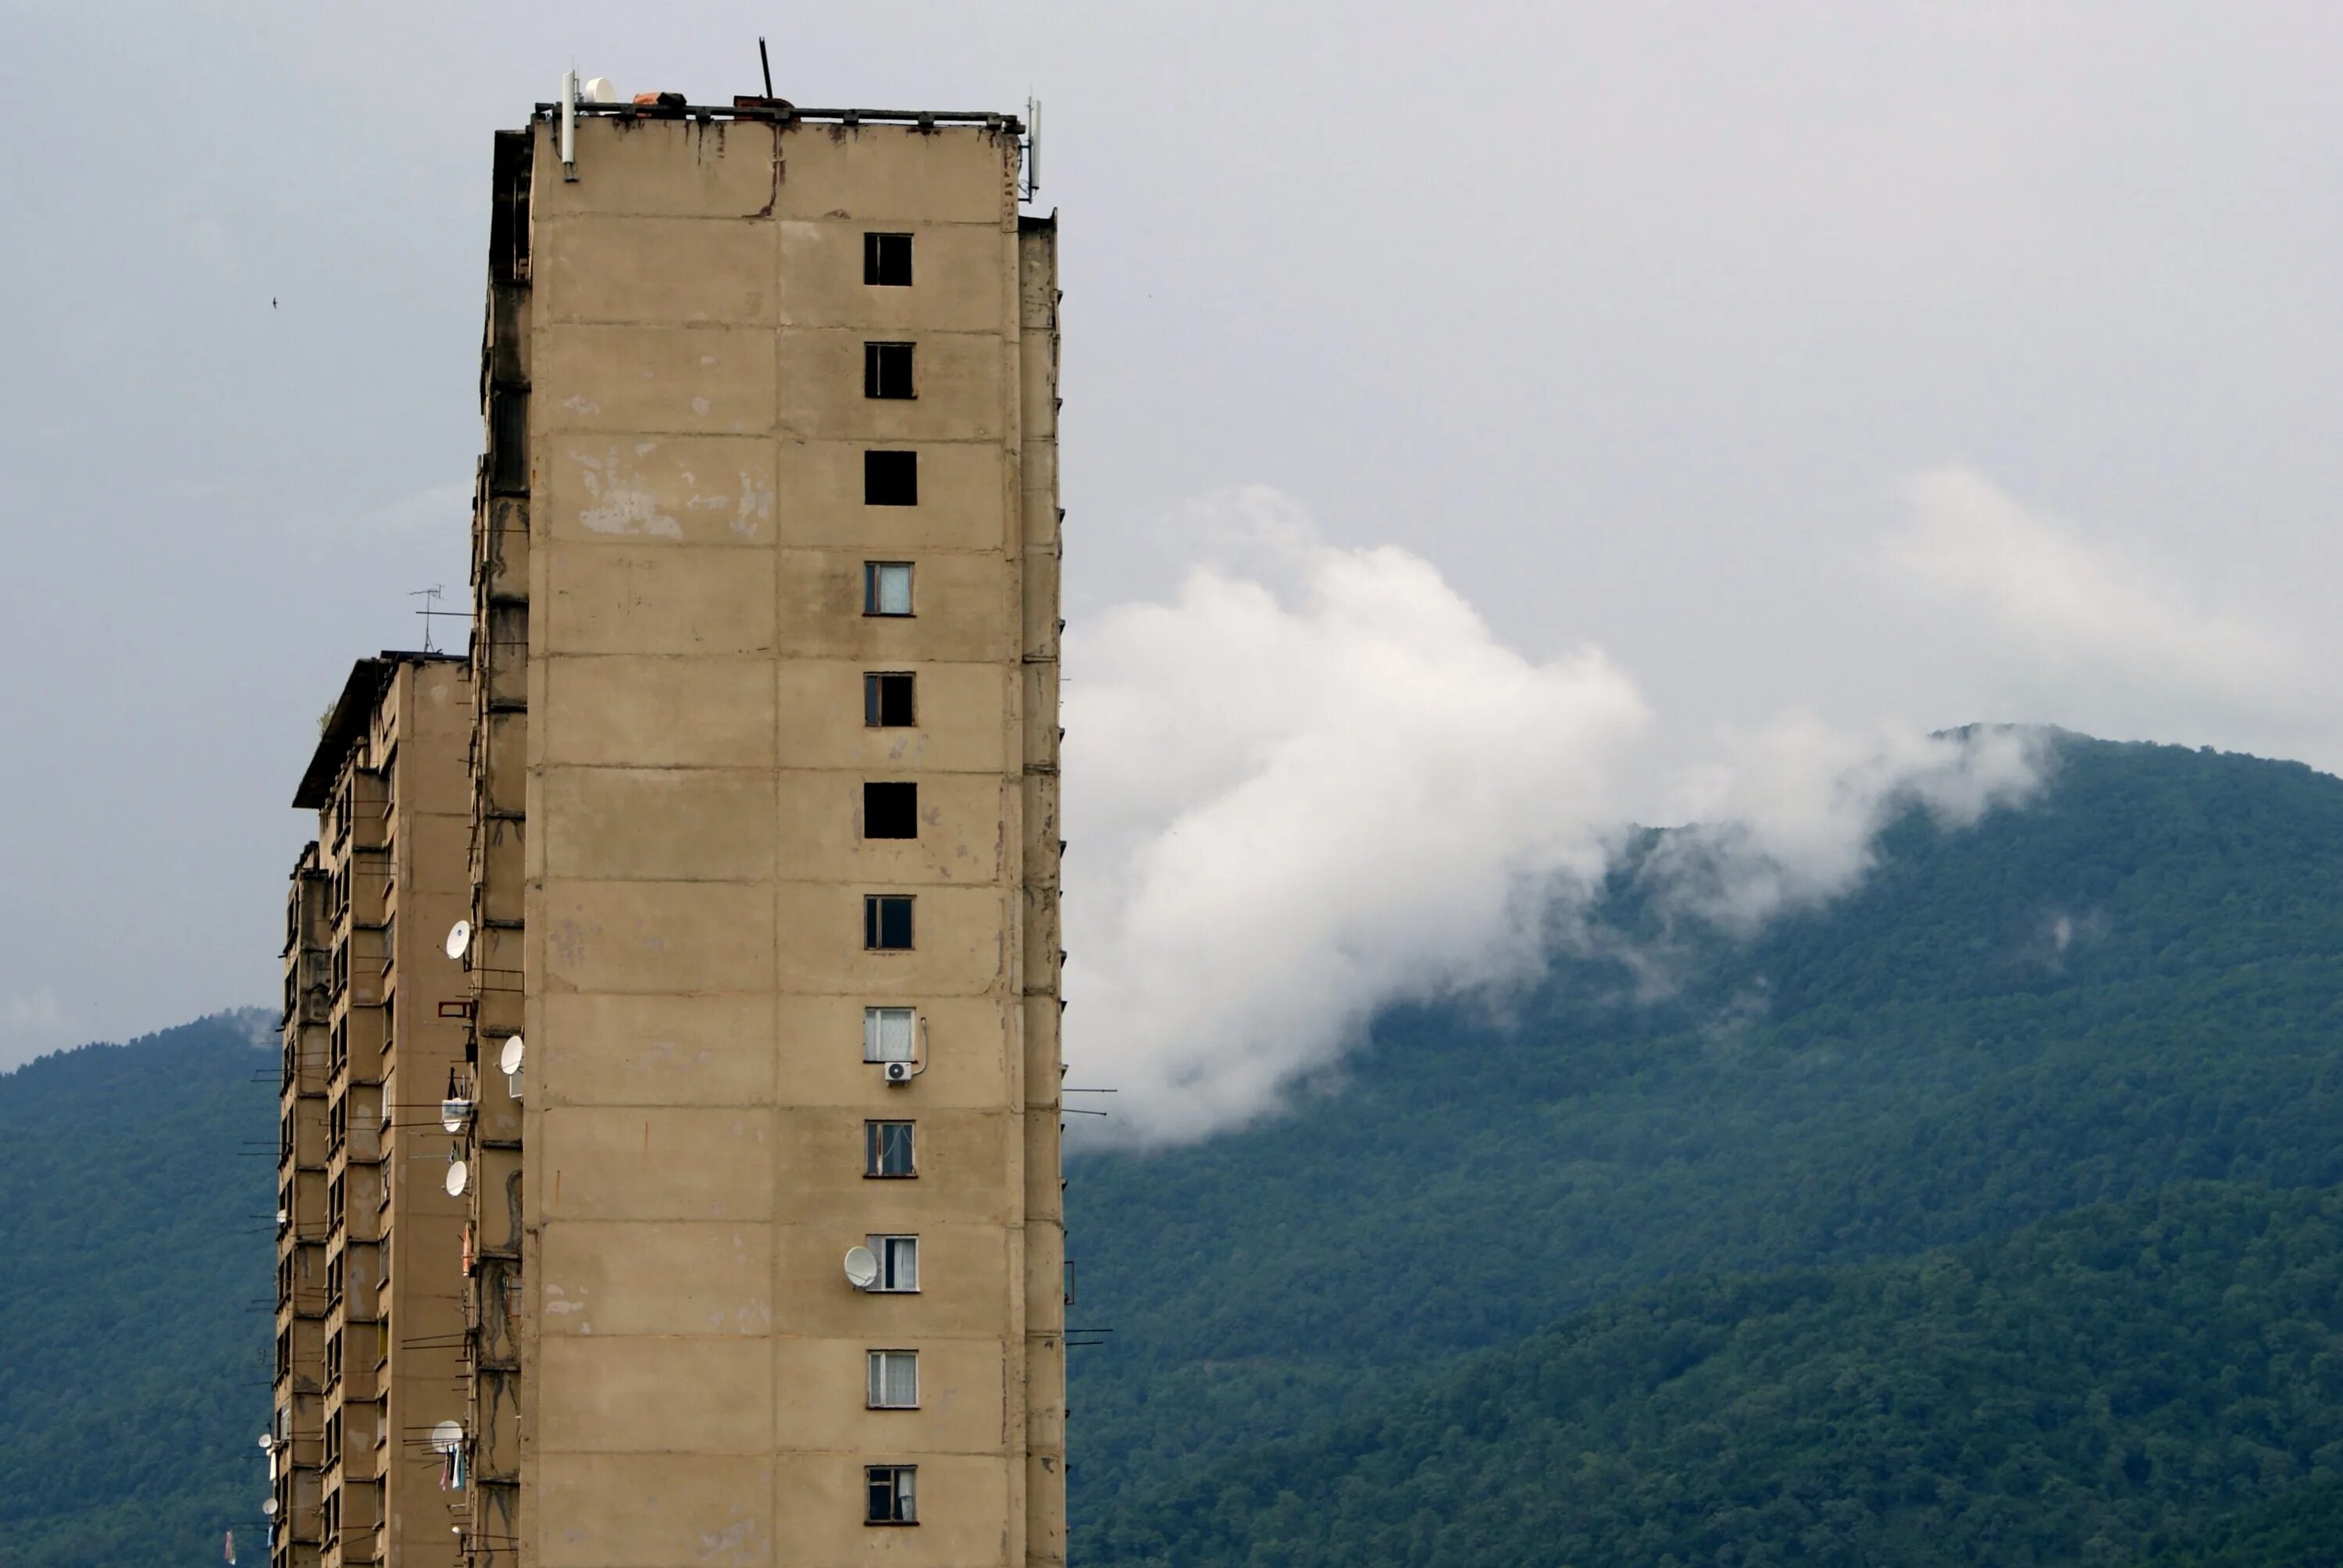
7;733;2343;1566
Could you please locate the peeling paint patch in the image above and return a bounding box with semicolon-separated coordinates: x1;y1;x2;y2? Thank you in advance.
731;469;773;537
690;397;711;415
698;1518;763;1561
575;444;686;539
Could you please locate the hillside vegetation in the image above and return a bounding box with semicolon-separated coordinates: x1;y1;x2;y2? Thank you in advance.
1095;1184;2343;1566
2122;1477;2343;1566
1067;736;2343;1554
0;1014;274;1567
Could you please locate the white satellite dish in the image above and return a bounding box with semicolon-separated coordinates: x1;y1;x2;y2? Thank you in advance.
262;1497;279;1516
499;1035;526;1075
274;1206;288;1228
843;1245;879;1290
582;76;619;104
445;1160;469;1198
258;1432;274;1451
441;1097;474;1133
430;1420;463;1455
444;920;473;960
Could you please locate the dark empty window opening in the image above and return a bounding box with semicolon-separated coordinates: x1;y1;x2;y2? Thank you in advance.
490;389;528;494
865;232;913;287
864;562;914;616
865;672;915;728
865;782;918;839
865;895;915;951
865;342;915;399
865;450;918;506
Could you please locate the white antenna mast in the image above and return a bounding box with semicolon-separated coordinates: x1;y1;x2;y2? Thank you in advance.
1024;96;1041;201
560;68;580;182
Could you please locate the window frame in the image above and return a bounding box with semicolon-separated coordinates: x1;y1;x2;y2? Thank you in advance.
865;1120;917;1179
865;232;914;287
863;1008;916;1064
870;1233;920;1291
864;341;916;400
867;1349;920;1409
865;672;916;729
865;1465;918;1525
863;561;915;617
865;895;915;952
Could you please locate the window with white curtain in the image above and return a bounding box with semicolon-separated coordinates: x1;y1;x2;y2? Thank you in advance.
868;1349;919;1409
864;1007;916;1062
863;561;915;615
865;1121;916;1178
869;1234;918;1291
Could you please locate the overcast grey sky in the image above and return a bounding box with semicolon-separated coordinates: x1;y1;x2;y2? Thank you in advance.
5;2;2342;1073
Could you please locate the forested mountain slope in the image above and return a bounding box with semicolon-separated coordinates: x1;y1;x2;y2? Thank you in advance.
1066;736;2343;1541
1094;1185;2343;1567
0;1014;275;1567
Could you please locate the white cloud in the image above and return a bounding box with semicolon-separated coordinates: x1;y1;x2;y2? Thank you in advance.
1885;467;2298;714
1062;490;2047;1146
1651;715;2047;932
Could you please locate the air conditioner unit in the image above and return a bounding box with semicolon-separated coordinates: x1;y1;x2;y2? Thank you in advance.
883;1060;916;1085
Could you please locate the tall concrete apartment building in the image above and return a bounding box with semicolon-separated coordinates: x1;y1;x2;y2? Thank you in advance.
278;85;1065;1568
274;654;476;1567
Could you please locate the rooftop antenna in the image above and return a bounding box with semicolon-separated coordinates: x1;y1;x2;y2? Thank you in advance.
1023;95;1042;201
560;67;580;182
409;585;464;654
758;37;775;101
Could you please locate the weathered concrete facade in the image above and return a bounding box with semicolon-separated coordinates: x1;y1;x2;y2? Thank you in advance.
452;101;1066;1567
275;654;476;1568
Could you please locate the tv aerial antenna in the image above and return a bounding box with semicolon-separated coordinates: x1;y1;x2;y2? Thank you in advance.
410;585;465;654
